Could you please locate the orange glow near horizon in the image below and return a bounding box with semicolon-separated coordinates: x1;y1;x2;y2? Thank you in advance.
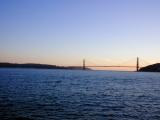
0;55;156;71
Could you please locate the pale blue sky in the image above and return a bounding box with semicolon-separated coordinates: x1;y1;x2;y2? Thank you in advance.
0;0;160;66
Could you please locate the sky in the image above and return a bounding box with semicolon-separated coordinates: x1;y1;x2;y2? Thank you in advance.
0;0;160;69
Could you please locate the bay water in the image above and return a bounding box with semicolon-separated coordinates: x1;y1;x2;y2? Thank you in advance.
0;69;160;120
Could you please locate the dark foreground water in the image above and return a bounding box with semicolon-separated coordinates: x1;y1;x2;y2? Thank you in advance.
0;69;160;120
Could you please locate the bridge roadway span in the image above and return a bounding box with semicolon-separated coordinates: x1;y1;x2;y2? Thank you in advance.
68;65;136;68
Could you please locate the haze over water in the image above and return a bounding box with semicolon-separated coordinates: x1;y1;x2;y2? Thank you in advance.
0;69;160;120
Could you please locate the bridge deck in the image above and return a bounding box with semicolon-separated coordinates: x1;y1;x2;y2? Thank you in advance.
67;66;136;68
86;66;136;68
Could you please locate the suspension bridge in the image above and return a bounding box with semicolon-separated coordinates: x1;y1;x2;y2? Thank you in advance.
67;57;151;71
82;57;140;71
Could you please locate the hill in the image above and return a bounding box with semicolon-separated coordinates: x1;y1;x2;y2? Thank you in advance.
139;63;160;72
0;63;90;70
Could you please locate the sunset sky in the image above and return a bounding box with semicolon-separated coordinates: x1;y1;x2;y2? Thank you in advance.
0;0;160;70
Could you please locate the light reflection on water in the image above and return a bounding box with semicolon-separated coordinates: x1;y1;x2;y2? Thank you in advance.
0;68;160;120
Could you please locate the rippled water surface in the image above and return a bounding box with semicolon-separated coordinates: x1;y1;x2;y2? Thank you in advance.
0;68;160;120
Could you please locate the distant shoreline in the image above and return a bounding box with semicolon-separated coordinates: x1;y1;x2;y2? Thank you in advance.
1;62;160;72
0;63;90;70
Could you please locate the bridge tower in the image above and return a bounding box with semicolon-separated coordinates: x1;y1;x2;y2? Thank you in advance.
136;57;139;71
83;59;86;70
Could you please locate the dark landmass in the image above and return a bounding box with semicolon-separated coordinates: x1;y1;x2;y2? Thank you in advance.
0;63;90;70
139;63;160;72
